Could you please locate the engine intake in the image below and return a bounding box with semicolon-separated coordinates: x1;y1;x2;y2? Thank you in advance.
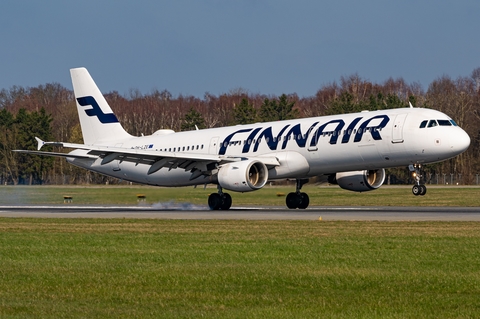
333;169;385;192
217;160;268;192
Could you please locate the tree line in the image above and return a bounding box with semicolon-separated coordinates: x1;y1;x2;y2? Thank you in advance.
0;68;479;185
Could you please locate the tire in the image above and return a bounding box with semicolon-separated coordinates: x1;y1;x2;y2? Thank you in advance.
412;185;420;196
419;184;427;196
298;192;309;209
286;192;300;209
208;193;222;210
220;193;232;210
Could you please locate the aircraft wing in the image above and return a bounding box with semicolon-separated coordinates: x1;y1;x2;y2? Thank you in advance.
14;137;280;180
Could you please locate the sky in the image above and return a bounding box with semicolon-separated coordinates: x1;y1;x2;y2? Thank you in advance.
1;0;479;98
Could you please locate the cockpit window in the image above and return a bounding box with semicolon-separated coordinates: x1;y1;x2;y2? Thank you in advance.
437;119;452;126
420;119;456;129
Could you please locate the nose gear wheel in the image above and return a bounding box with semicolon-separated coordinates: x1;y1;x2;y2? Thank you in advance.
409;164;427;196
412;184;427;196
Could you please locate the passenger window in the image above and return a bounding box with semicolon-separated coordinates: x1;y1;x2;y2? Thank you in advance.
419;120;427;128
437;120;452;126
427;120;438;128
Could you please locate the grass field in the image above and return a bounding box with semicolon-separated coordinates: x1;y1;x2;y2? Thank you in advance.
1;219;480;318
1;186;479;318
1;184;480;207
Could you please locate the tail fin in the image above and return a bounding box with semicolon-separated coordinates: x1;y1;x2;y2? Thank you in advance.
70;67;133;145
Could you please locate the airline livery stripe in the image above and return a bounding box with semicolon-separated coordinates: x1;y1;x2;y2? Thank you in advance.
77;96;119;124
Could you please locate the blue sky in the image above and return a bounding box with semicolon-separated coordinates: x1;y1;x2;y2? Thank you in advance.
1;1;479;98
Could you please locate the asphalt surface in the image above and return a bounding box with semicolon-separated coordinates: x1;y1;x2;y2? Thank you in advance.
0;205;480;221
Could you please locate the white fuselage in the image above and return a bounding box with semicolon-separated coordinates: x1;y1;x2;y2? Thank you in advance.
67;107;470;187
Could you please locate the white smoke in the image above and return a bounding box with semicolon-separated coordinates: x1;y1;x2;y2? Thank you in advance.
149;200;206;211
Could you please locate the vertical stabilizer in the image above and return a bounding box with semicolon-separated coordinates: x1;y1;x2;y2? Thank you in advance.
70;67;133;145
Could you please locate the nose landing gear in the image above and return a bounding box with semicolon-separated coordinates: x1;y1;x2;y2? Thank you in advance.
409;164;427;196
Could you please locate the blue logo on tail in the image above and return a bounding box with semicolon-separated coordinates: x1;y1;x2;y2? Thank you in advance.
77;96;119;124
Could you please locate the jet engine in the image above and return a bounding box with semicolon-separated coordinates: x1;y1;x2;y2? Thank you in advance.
330;169;385;192
217;160;268;192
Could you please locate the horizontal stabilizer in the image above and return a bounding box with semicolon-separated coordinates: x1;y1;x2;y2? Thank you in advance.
12;150;95;159
35;137;44;150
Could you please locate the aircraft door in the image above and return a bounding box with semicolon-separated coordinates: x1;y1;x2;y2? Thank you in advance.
209;136;219;155
392;113;408;143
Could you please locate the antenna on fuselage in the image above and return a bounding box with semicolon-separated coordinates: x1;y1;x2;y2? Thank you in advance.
409;102;414;108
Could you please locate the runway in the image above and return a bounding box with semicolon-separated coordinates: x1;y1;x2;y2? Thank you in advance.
0;205;480;221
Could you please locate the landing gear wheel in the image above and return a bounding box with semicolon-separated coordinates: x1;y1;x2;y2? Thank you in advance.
409;164;427;197
419;184;427;196
208;192;232;210
286;179;311;209
220;193;232;210
208;193;222;210
298;192;309;209
412;184;427;196
286;192;310;209
286;192;300;209
412;185;419;196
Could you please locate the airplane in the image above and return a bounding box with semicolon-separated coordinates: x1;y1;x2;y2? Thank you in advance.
14;67;471;210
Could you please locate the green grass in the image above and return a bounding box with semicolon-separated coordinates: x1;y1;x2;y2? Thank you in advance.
1;185;480;206
1;219;480;318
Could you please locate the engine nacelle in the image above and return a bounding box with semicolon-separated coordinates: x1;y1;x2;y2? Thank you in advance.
333;169;385;192
217;160;268;192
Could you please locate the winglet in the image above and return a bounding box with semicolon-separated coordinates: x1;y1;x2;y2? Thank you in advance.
409;102;414;108
35;137;44;151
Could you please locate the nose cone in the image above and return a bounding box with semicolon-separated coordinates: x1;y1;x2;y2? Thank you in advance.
451;129;470;155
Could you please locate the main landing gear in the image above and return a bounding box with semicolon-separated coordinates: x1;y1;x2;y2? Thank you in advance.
208;186;232;210
286;179;310;209
409;164;427;196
